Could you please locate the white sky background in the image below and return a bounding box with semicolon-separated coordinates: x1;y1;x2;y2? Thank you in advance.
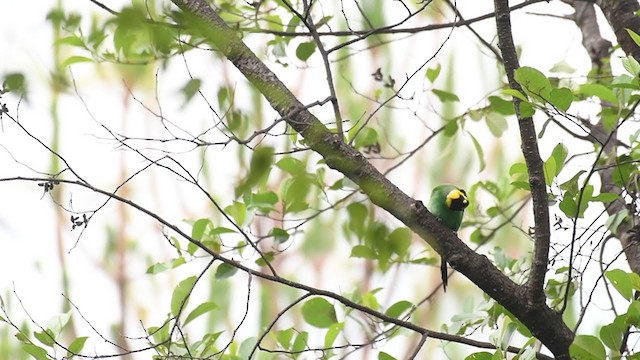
0;0;632;359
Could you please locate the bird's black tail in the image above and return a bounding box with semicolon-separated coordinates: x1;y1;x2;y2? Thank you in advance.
441;258;448;292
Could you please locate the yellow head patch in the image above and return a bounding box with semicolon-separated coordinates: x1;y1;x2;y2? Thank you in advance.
445;188;469;211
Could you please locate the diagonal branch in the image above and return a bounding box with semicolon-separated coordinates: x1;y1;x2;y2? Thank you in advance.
169;0;573;357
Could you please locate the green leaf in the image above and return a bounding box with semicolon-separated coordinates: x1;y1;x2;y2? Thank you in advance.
549;60;576;74
276;157;305;175
347;203;368;235
215;263;239;279
192;218;212;241
593;192;619;203
549;87;573;112
66;336;88;358
550;143;568;176
378;352;397;360
488;96;515;115
606;269;633;300
621;56;640;77
2;72;27;97
578;83;618;104
485;112;508;137
184;302;218;326
291;331;309;353
385;300;413;319
388;227;411;257
600;321;624;350
224;201;247;227
324;322;344;347
502;88;528;101
514;66;552;99
277;328;295;349
509;162;528;177
432;88;460;102
301;298;337;328
180;78;201;103
296;41;316;61
353;127;379;149
426;64;441;82
464;352;493;360
235;146;274;196
315;16;333;28
22;344;49;360
34;329;55;347
171;276;197;316
626;28;640;48
270;227;290;243
61;56;94;68
543;156;556;186
570;335;606;360
350;245;376;259
468;133;486;172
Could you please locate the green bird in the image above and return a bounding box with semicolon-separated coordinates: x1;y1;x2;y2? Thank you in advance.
428;184;469;292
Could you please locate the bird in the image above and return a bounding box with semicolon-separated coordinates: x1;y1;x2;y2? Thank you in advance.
428;184;469;292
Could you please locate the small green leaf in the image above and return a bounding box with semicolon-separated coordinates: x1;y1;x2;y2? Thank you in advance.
385;300;413;319
549;60;576;74
606;269;633;300
621;55;640;77
378;352;397;360
301;298;337;328
224;201;247;227
184;302;218;326
215;263;239;279
270;227;290;243
22;344;49;360
600;321;624;350
66;336;88;358
549;87;573;112
34;329;56;347
292;331;309;353
180;78;201;103
277;328;295;349
485;112;508;137
626;28;640;48
543;156;556;186
296;41;316;61
468;133;486;172
353;127;378;149
388;227;411;257
514;66;552;99
578;83;618;103
509;162;528;177
2;72;27;97
570;335;606;360
550;143;568;176
488;96;515;115
276;157;305;175
426;64;441;82
324;322;344;347
432;88;460;102
593;192;619;203
350;245;376;259
61;56;94;68
171;276;197;316
502;88;528;101
192;218;212;241
464;352;493;360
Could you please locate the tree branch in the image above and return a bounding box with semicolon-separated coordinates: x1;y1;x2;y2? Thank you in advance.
170;0;573;357
494;0;573;357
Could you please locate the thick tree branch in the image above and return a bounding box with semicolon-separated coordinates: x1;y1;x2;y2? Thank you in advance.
561;0;612;65
493;0;551;307
169;0;573;357
595;0;640;61
494;0;573;357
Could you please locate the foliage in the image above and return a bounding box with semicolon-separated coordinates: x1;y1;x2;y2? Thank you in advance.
2;0;640;359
